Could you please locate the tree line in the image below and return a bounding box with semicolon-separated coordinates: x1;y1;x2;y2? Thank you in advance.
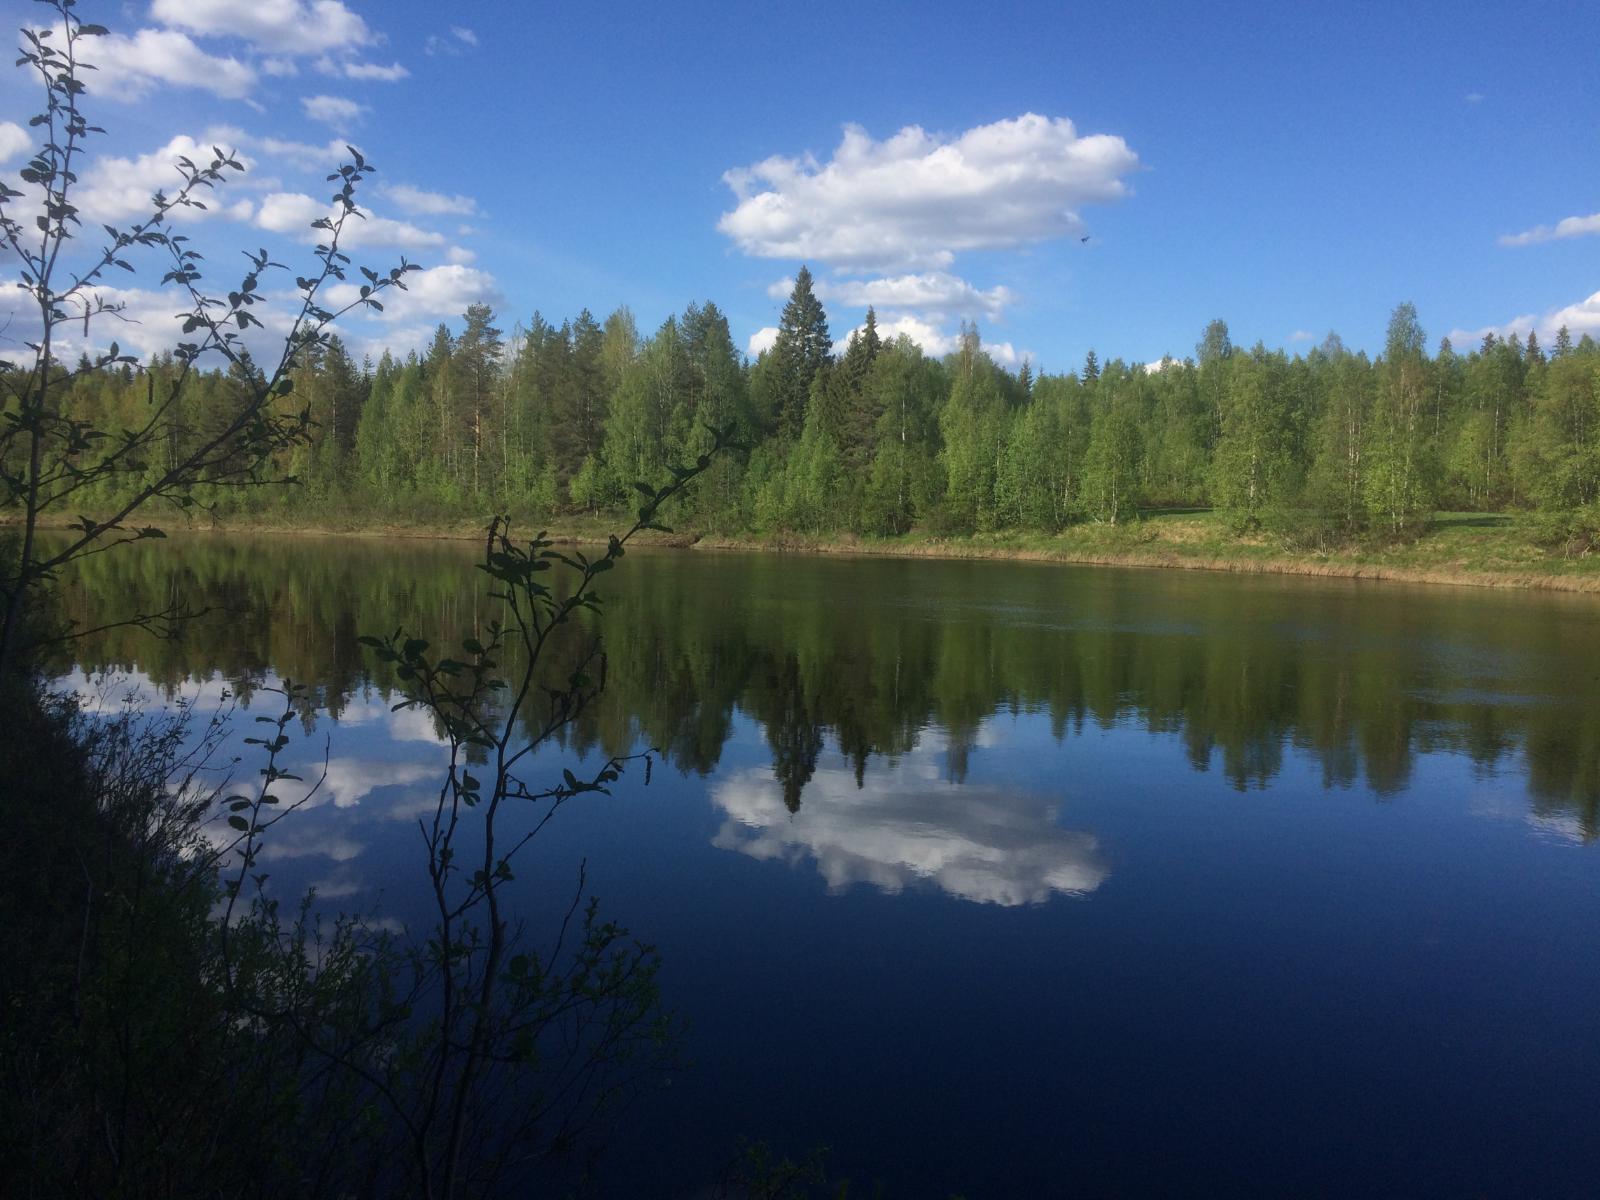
30;266;1600;542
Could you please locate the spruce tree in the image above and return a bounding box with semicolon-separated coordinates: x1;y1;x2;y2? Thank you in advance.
769;266;832;438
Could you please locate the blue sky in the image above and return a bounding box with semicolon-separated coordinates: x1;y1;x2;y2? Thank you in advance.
1;0;1596;373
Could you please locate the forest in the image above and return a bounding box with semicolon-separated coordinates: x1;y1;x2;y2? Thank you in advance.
25;265;1600;548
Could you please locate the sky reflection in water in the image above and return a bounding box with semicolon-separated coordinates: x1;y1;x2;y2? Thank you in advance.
54;538;1600;1196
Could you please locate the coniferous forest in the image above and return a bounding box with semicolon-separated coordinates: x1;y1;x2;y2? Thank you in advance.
27;265;1600;550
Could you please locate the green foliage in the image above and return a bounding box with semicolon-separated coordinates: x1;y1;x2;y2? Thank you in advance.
1079;369;1144;525
1209;350;1297;530
767;267;832;439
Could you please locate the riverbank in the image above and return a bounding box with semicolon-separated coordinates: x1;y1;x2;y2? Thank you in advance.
700;512;1600;594
13;509;1600;593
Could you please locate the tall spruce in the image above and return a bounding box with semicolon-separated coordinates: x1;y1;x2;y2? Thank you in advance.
769;266;832;439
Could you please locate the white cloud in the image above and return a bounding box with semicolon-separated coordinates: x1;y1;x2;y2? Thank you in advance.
318;757;436;809
426;26;478;56
1447;288;1600;347
254;190;328;233
343;60;409;82
77;133;257;223
0;278;297;365
841;312;1019;365
1464;92;1485;104
87;28;256;100
747;326;778;357
252;133;356;172
768;270;1016;321
0;121;31;164
260;57;298;77
52;667;232;714
1499;212;1600;247
1541;291;1600;337
330;693;447;743
1288;330;1314;342
150;0;372;55
444;245;476;265
258;825;365;862
301;94;367;130
710;735;1107;906
719;113;1139;271
384;183;477;217
255;191;446;250
325;263;499;325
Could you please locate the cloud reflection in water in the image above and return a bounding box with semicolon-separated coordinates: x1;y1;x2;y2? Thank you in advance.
711;736;1107;906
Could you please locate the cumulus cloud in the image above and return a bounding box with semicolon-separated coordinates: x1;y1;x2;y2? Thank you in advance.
451;26;479;46
768;270;1016;321
52;667;232;714
0;121;31;164
0;277;309;364
710;736;1107;906
747;326;779;357
77;133;257;222
840;312;1020;366
251;133;358;172
318;757;436;810
1447;288;1600;346
343;60;409;82
257;825;365;862
325;263;499;325
87;28;256;100
2;280;185;360
1499;212;1600;247
254;190;446;250
719;113;1139;271
150;0;371;55
301;94;367;130
384;184;477;217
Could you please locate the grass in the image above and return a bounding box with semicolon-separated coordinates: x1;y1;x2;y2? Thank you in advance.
695;509;1600;593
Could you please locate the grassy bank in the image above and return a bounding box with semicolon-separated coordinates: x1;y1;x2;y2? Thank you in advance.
13;509;1600;593
699;511;1600;593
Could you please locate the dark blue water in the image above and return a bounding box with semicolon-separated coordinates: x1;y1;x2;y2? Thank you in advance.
62;539;1600;1196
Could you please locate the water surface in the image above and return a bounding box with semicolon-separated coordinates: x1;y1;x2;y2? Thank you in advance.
59;535;1600;1197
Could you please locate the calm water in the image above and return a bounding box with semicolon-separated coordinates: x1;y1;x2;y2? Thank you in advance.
58;535;1600;1197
